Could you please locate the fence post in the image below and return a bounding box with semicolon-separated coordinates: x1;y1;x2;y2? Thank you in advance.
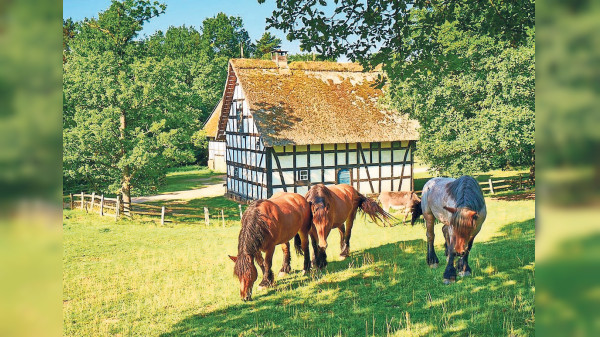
519;174;523;190
221;209;225;228
204;207;209;226
100;195;104;216
161;206;165;226
80;191;84;210
238;204;243;219
91;192;95;212
70;193;74;210
488;179;495;194
115;196;120;220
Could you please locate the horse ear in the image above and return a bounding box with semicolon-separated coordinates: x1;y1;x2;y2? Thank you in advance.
444;206;458;214
228;255;237;263
466;210;478;219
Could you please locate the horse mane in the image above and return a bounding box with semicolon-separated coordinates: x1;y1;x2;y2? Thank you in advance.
234;200;272;277
446;176;485;228
305;185;334;224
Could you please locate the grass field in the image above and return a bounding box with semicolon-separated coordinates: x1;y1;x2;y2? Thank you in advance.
155;166;224;194
63;190;534;336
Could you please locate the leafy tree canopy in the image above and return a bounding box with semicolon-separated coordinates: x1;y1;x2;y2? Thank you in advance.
200;12;255;58
255;32;282;59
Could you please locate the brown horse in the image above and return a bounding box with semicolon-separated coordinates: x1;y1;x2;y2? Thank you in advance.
377;191;422;226
305;184;394;268
420;176;487;284
228;192;312;301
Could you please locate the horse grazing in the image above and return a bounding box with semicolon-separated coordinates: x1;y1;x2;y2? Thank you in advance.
420;176;487;284
305;184;394;269
377;191;422;226
228;192;312;301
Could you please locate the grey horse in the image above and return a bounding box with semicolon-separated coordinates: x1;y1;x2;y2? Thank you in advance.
420;176;487;284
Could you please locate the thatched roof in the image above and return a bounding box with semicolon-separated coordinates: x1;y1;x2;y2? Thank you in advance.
203;98;223;138
223;59;419;146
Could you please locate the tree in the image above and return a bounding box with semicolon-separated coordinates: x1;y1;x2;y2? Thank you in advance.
200;13;255;59
259;0;535;176
63;0;199;212
254;32;282;59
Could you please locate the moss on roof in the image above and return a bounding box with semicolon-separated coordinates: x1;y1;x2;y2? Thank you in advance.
203;98;223;138
226;59;419;146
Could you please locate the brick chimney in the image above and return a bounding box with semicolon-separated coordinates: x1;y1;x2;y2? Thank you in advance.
271;49;288;68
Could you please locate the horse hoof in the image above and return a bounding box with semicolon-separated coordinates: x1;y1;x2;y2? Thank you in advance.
459;271;471;277
429;263;439;269
339;255;347;260
443;278;455;285
302;270;308;276
257;285;266;291
278;271;288;277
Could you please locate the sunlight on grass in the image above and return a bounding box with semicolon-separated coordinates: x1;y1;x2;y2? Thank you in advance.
63;194;534;336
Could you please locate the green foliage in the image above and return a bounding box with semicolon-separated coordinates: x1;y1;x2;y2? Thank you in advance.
200;13;255;59
254;32;282;59
261;0;535;176
63;3;257;195
63;1;198;196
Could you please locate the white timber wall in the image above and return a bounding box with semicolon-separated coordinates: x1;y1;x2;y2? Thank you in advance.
270;142;412;195
225;82;268;199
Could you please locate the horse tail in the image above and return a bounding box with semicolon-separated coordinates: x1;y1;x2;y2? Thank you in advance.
411;198;422;226
357;193;395;227
293;234;303;256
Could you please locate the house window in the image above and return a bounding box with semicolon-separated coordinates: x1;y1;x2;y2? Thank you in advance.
298;170;309;181
233;167;239;177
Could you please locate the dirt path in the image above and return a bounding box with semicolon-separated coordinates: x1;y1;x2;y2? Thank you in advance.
132;182;226;203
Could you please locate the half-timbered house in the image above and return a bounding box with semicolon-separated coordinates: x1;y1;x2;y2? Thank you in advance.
211;52;419;202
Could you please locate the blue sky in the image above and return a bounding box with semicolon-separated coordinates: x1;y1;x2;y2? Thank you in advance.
63;0;304;55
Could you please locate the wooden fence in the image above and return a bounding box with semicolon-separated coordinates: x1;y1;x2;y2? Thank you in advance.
415;174;532;196
64;192;245;226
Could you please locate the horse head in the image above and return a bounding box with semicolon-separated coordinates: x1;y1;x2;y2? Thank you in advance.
229;254;257;301
306;185;333;250
443;206;479;256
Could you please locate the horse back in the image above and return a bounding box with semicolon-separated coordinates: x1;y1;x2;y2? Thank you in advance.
378;191;415;207
326;184;360;220
263;193;311;244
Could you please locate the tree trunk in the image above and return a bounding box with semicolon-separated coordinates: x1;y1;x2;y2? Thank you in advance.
119;111;131;216
121;172;131;216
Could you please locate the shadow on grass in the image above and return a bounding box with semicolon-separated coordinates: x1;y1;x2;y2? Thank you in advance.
161;219;535;336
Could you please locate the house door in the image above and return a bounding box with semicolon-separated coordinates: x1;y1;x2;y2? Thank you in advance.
337;169;351;185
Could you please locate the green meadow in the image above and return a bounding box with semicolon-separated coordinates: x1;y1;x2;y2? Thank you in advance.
63;190;534;336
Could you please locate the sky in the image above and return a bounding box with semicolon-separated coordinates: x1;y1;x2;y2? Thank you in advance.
62;0;304;55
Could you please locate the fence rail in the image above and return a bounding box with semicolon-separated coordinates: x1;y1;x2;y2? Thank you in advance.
64;192;244;226
415;174;532;196
66;175;530;226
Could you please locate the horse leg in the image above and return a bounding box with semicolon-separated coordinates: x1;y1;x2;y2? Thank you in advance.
443;251;457;284
259;247;275;288
457;238;474;277
424;213;439;268
254;251;265;276
402;208;409;225
442;225;450;260
310;230;327;269
340;209;358;258
279;242;291;277
338;226;347;258
299;230;311;275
